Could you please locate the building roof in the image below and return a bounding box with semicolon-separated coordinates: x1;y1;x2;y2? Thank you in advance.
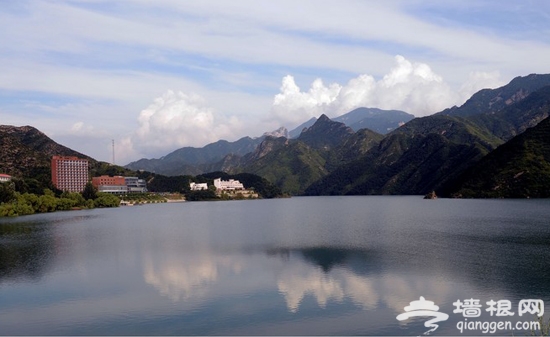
0;173;12;178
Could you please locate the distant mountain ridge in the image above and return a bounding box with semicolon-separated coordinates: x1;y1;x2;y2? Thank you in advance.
125;107;413;176
6;73;550;199
305;75;550;196
440;74;550;117
125;136;265;176
288;107;414;138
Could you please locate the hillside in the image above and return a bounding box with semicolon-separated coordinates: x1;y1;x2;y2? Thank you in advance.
0;125;96;190
0;124;282;199
127;107;413;176
238;140;329;195
0;125;146;193
235;117;383;194
442;116;550;198
305;74;550;196
304;131;489;195
288;107;414;138
125;136;264;176
297;114;355;150
439;73;550;117
465;85;550;141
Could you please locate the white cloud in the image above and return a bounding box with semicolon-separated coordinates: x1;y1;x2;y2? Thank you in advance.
459;71;504;101
122;56;506;162
270;55;504;127
130;90;243;157
271;76;342;126
5;0;536;163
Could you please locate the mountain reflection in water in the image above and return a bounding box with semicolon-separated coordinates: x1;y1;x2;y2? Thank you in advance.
1;197;550;335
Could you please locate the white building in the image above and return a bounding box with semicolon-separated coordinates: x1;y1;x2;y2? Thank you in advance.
190;182;208;191
125;177;147;193
98;185;128;194
213;178;244;191
0;174;12;183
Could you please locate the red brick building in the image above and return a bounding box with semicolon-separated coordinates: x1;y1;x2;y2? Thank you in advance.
51;156;89;192
92;175;126;188
92;175;128;194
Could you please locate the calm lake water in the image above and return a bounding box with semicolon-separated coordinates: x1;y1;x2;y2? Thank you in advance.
1;196;550;336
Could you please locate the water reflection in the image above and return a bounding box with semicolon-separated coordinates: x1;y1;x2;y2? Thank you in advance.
272;247;453;314
0;214;102;284
0;221;54;283
2;198;550;335
139;242;456;317
142;252;244;302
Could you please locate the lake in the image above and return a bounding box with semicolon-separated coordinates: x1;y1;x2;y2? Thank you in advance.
1;196;550;336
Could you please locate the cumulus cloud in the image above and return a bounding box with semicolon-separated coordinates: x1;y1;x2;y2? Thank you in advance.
121;56;504;162
270;55;503;127
459;71;503;101
131;90;242;157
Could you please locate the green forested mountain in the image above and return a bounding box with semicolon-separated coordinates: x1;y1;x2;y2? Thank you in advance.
0;124;281;199
6;73;550;199
0;125;98;193
304;130;489;195
442;116;550;198
0;125;95;176
439;73;550;118
305;75;550;196
237;140;329;195
297;114;355;150
464;84;550;141
125;136;265;176
234;116;383;195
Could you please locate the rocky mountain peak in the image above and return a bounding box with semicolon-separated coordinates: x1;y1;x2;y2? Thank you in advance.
263;126;289;138
298;114;355;150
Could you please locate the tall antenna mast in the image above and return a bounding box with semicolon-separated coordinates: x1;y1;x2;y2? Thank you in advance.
112;139;115;165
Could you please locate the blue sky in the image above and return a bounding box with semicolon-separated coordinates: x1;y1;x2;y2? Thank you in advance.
1;0;550;164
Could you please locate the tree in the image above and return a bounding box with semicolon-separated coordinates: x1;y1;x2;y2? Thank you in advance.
94;193;120;208
82;182;98;200
0;182;15;203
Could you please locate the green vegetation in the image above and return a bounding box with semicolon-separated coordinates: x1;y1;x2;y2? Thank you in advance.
137;172;195;193
119;192;168;204
0;182;120;217
443;116;550;198
305;82;550;197
185;186;219;201
4;74;550;200
237;117;383;195
240;142;327;195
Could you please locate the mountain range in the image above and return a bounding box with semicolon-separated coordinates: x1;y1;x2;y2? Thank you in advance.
125;107;413;176
287;107;414;138
125;73;550;198
3;73;550;199
305;74;550;196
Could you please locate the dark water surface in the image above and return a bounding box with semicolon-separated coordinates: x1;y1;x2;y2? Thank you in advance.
1;196;550;335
